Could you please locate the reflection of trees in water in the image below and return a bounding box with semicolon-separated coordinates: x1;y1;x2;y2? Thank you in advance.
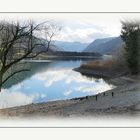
80;73;111;84
80;72;114;85
3;61;52;89
80;73;100;81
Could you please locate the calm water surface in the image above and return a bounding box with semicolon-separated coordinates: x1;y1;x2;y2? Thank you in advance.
0;60;114;109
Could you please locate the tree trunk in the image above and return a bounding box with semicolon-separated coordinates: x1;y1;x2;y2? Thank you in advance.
0;72;3;92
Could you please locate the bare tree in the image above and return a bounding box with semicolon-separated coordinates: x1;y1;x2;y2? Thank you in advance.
0;20;58;92
41;23;61;51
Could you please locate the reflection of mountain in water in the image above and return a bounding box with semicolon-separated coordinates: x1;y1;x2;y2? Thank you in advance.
3;61;53;89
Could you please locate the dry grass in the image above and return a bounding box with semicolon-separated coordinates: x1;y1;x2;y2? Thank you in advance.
81;46;129;73
81;60;114;71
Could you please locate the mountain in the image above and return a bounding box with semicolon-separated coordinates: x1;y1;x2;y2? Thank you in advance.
35;44;64;53
48;45;64;52
83;37;124;54
32;37;64;53
54;41;89;52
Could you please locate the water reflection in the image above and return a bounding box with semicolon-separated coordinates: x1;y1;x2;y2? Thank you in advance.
0;88;39;109
0;61;114;109
3;61;53;89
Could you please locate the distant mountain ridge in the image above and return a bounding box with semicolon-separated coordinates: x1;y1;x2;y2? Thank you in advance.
83;37;124;54
33;38;64;53
54;41;89;52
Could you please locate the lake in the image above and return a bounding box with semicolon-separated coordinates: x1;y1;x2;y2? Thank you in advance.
0;60;115;109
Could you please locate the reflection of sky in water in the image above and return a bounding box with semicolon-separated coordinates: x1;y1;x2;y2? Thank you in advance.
0;61;114;109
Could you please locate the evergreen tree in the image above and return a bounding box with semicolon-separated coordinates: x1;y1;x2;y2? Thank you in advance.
121;21;140;74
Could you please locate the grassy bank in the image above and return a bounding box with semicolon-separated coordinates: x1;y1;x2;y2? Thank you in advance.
74;59;128;80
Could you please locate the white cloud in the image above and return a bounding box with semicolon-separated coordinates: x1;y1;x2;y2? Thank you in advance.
1;13;136;43
1;13;140;43
35;69;97;88
64;90;72;96
57;27;108;43
0;89;39;109
34;70;68;87
74;79;114;94
75;82;115;95
54;19;122;43
34;69;114;96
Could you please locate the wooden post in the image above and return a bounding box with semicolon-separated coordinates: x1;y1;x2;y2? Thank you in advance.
103;92;105;96
112;92;114;97
0;72;3;92
96;95;98;101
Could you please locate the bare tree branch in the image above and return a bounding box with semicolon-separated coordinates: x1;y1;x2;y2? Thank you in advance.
2;69;30;85
0;20;60;91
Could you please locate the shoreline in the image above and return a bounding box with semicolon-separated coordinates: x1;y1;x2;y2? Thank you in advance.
0;67;140;118
73;67;134;86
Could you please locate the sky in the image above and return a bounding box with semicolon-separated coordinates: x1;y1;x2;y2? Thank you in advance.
0;13;139;43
